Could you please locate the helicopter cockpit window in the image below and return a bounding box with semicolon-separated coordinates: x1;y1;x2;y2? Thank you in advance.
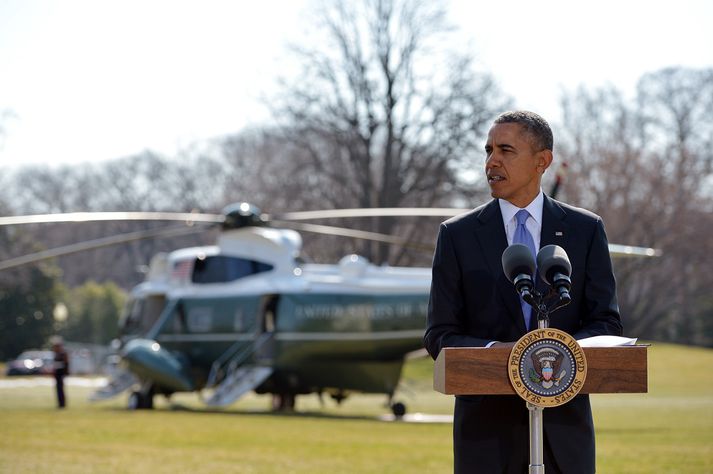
120;298;144;333
119;295;167;336
191;256;274;284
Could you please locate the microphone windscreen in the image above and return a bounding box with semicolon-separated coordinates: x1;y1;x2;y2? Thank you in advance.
537;244;571;284
502;244;536;283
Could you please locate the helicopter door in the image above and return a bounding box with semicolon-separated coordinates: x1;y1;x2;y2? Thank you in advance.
257;295;279;361
262;296;278;333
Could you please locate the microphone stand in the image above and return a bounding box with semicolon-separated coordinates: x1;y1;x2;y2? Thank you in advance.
524;290;570;474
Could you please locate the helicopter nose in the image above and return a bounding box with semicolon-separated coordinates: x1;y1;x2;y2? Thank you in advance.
122;339;194;392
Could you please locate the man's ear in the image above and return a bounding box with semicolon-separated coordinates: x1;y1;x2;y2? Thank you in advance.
537;150;553;174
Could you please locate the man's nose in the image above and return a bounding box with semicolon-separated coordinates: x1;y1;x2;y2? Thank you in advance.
486;151;501;167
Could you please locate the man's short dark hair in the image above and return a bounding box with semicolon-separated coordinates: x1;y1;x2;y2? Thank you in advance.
494;110;553;152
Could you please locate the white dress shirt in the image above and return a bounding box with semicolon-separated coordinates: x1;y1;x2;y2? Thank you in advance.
498;190;544;251
485;190;544;346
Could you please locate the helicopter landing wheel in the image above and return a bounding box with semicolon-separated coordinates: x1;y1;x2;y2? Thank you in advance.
272;393;296;412
128;389;154;410
128;391;142;410
391;401;406;419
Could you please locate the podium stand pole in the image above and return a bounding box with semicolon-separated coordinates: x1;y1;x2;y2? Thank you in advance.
527;317;549;473
528;402;545;473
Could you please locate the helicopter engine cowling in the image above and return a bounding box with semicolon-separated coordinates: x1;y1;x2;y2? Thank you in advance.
121;339;194;392
221;202;267;230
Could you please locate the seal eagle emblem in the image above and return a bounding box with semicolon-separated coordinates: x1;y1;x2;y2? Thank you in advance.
508;328;587;407
530;347;564;389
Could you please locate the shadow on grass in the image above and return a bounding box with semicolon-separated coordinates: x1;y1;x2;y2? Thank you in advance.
102;403;453;424
104;403;385;421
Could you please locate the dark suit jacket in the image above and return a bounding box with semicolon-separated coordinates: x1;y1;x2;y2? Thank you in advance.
424;195;622;474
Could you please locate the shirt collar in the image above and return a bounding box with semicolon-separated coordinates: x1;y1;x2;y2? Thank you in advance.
498;190;544;227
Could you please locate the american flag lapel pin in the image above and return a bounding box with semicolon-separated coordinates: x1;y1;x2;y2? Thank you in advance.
555;231;563;237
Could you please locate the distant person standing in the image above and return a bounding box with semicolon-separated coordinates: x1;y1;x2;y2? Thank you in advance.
51;336;70;408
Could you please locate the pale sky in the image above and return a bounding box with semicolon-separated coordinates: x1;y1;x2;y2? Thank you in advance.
0;0;711;169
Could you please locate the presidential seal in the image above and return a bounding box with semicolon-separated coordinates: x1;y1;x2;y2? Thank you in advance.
508;328;587;407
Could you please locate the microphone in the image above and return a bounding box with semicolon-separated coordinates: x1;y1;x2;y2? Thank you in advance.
502;244;536;304
536;245;572;303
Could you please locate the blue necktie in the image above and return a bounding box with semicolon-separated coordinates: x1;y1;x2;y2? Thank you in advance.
513;209;536;330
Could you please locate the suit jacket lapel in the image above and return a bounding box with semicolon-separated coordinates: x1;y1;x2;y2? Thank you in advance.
474;200;526;332
540;195;570;252
529;195;571;331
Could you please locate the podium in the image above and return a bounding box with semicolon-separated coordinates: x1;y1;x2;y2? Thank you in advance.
434;345;648;396
434;344;648;473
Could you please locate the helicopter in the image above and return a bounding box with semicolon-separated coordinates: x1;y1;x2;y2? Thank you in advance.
0;201;660;416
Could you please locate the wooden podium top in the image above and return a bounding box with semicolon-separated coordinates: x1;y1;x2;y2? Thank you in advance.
434;345;648;395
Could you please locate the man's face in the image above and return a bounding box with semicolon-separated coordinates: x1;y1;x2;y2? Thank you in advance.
484;122;552;208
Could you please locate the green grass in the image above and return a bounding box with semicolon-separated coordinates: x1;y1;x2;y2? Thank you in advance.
1;343;711;473
592;343;713;473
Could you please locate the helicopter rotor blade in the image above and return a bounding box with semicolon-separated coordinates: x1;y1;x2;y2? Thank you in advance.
272;209;662;257
267;208;469;221
272;220;435;253
0;211;224;227
0;205;662;265
0;224;208;271
0;206;461;227
607;244;662;258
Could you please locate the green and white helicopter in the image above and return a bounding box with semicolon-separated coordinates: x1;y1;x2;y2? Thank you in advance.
0;202;659;416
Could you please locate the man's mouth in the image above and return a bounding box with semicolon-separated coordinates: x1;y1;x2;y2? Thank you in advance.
488;174;505;183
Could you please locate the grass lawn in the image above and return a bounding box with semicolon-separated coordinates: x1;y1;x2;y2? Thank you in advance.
1;342;711;473
593;343;713;473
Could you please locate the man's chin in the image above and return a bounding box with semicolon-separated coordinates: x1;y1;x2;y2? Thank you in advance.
489;188;503;200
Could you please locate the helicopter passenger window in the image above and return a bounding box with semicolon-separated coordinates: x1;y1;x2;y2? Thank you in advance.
191;256;273;284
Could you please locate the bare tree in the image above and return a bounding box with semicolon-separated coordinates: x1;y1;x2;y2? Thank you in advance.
558;67;713;346
4;149;227;288
266;0;509;264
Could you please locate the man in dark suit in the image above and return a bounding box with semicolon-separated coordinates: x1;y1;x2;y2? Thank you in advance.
424;111;622;473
